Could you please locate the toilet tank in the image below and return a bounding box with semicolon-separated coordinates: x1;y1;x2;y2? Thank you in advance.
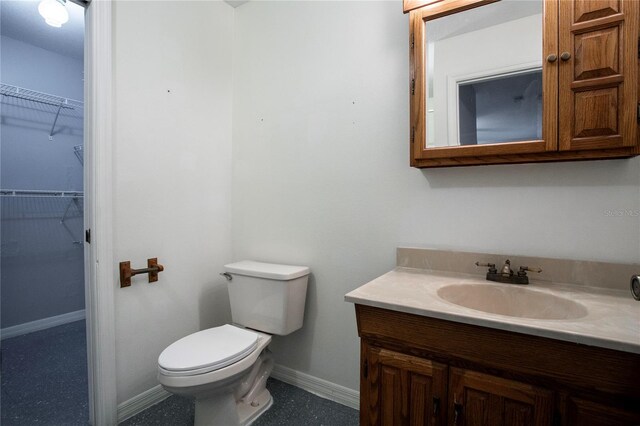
224;260;310;335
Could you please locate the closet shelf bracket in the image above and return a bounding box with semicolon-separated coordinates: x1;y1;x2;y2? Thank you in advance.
49;102;65;140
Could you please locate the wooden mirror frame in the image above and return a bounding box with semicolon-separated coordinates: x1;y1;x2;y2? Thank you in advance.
408;0;557;167
406;0;639;168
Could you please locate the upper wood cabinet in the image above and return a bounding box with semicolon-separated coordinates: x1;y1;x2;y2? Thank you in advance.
405;0;639;168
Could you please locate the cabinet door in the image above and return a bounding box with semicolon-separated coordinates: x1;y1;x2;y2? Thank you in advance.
361;343;447;426
559;0;639;151
562;396;640;426
448;368;553;426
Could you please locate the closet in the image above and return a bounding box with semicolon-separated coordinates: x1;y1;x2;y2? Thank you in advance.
1;12;88;420
1;83;85;334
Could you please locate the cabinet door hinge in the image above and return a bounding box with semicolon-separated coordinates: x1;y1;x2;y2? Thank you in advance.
410;127;415;145
85;229;91;244
411;78;415;95
363;359;368;379
637;103;640;123
411;33;415;50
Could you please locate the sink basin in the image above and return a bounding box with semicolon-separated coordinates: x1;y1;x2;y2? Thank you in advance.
437;284;588;320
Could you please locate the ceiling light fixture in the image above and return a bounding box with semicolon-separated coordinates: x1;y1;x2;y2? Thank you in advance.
38;0;69;28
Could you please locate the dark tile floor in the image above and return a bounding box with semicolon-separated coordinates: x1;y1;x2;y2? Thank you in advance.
120;378;359;426
1;320;358;425
1;320;89;426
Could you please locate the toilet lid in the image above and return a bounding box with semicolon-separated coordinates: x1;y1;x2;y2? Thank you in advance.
158;325;259;375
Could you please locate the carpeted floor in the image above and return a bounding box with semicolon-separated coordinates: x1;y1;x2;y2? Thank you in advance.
1;320;358;425
1;320;89;425
120;378;359;426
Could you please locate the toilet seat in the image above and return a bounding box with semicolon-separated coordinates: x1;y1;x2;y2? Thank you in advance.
158;330;272;390
158;325;259;377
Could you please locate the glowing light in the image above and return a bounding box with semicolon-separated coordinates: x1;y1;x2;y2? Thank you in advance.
38;0;69;28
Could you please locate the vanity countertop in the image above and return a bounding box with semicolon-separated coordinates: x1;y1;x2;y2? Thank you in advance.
345;267;640;354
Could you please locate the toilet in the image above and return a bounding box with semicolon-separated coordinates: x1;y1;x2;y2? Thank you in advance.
157;260;310;426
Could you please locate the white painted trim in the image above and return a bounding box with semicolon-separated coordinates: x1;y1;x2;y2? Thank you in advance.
271;364;360;411
1;310;86;340
84;1;117;425
111;366;358;423
117;385;172;424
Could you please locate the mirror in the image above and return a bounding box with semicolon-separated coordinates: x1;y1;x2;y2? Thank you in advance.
424;0;543;148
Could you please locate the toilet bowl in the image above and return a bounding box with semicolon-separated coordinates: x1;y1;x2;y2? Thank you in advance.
158;325;274;426
157;261;309;426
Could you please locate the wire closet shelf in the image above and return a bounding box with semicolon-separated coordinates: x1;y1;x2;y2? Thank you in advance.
1;190;85;244
0;189;84;198
0;83;84;140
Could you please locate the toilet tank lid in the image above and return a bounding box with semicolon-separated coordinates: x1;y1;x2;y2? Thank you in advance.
224;260;310;280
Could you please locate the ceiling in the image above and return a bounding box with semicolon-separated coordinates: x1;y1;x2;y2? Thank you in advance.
1;0;85;59
0;0;247;60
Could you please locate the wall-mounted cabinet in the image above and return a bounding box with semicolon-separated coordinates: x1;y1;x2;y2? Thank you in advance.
405;0;639;168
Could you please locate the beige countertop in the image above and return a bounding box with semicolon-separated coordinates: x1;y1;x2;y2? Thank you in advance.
345;267;640;354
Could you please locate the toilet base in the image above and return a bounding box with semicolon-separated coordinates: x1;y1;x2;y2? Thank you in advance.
237;388;272;425
194;388;272;426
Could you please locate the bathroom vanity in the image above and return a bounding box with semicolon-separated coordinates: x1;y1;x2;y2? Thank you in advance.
345;249;640;425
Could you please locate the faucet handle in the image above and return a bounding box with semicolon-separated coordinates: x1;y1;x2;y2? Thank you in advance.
518;266;542;276
475;261;497;274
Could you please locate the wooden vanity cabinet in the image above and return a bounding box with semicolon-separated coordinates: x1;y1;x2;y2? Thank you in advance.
355;304;640;426
406;0;640;168
361;343;448;425
448;368;554;426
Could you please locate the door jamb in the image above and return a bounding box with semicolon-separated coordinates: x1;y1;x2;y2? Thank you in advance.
84;1;117;424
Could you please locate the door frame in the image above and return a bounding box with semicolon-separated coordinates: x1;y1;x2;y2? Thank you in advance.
84;0;117;424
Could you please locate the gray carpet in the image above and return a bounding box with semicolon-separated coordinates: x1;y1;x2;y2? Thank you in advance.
120;379;359;426
1;320;89;425
1;321;358;425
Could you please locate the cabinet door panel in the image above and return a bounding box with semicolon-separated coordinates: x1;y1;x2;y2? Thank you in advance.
503;399;535;426
409;374;432;426
574;88;618;137
463;389;490;426
574;27;619;80
574;0;620;22
559;0;638;151
381;366;403;425
448;367;553;426
362;343;447;426
563;396;640;426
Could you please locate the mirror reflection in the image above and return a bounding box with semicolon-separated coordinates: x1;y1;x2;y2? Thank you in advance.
425;0;543;148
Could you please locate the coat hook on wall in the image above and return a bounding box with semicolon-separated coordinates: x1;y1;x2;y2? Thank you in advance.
120;258;164;288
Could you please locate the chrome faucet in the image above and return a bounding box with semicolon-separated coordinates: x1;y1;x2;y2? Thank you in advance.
475;259;541;285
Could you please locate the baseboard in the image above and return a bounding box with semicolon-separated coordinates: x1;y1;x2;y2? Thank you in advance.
271;364;360;410
1;309;86;340
117;384;171;423
115;364;359;423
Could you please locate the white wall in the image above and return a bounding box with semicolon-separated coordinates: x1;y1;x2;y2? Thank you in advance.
112;0;234;403
232;0;640;393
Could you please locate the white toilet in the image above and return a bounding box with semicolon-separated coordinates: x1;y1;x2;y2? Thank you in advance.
157;260;310;426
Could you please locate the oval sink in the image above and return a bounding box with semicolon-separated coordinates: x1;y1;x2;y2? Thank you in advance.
437;284;588;320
